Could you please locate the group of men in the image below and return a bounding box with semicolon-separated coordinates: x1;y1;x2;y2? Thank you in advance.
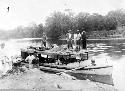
67;30;87;51
23;30;87;70
40;30;87;51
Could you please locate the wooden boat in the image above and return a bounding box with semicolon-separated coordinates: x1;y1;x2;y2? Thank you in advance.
21;46;112;73
40;62;113;75
21;45;89;64
21;45;112;75
20;46;113;85
40;63;113;85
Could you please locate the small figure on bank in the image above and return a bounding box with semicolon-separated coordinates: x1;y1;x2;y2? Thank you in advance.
41;33;47;48
0;43;12;75
25;50;38;69
81;31;87;49
67;30;73;49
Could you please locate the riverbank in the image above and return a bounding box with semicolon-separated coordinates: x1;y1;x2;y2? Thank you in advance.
0;67;116;91
2;29;125;41
52;30;124;41
87;29;125;39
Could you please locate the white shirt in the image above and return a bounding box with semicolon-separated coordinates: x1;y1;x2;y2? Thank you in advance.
67;33;72;39
25;55;36;63
77;33;81;40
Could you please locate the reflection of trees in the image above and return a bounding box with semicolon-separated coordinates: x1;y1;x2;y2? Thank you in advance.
105;42;124;59
88;40;125;59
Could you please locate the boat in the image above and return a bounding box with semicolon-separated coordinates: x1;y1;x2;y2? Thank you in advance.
20;45;113;85
20;45;112;75
39;62;113;85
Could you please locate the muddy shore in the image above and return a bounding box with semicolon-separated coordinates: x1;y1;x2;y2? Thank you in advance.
0;67;116;91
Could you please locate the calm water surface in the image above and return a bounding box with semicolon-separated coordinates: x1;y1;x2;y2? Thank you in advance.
3;38;125;60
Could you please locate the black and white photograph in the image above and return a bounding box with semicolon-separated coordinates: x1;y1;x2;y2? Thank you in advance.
0;0;125;91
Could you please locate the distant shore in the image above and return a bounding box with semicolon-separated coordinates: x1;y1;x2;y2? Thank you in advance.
87;37;125;40
1;29;125;41
6;37;125;42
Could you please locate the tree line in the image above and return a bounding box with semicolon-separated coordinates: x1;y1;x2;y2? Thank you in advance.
45;9;125;39
0;23;44;39
1;9;125;39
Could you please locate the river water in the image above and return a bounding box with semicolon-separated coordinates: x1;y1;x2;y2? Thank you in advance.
1;38;125;90
3;38;125;60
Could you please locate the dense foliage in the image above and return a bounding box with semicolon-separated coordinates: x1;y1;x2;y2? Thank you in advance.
0;9;125;39
45;9;125;39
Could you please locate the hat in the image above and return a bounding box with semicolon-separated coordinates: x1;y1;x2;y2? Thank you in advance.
68;30;72;32
28;49;35;54
77;30;79;33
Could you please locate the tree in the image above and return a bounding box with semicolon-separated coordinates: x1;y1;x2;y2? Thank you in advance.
45;11;76;39
75;12;90;32
107;9;125;27
104;16;117;30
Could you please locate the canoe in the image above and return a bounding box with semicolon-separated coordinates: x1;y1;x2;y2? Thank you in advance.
40;65;113;85
71;65;113;75
40;63;113;75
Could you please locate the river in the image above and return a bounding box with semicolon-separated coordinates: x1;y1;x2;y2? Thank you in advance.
3;38;125;60
1;38;125;90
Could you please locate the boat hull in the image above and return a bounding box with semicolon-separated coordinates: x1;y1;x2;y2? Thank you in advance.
72;65;113;75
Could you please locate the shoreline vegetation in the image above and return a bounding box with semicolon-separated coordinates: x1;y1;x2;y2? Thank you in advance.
1;8;125;91
60;28;125;40
1;9;125;40
2;28;125;41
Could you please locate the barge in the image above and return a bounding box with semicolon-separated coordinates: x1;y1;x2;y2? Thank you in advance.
20;45;113;75
20;45;113;85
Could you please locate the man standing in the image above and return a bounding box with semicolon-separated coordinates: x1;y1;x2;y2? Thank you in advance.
74;30;81;51
41;33;47;48
67;30;73;49
81;31;87;49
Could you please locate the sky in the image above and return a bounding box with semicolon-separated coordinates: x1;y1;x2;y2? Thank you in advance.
0;0;125;30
